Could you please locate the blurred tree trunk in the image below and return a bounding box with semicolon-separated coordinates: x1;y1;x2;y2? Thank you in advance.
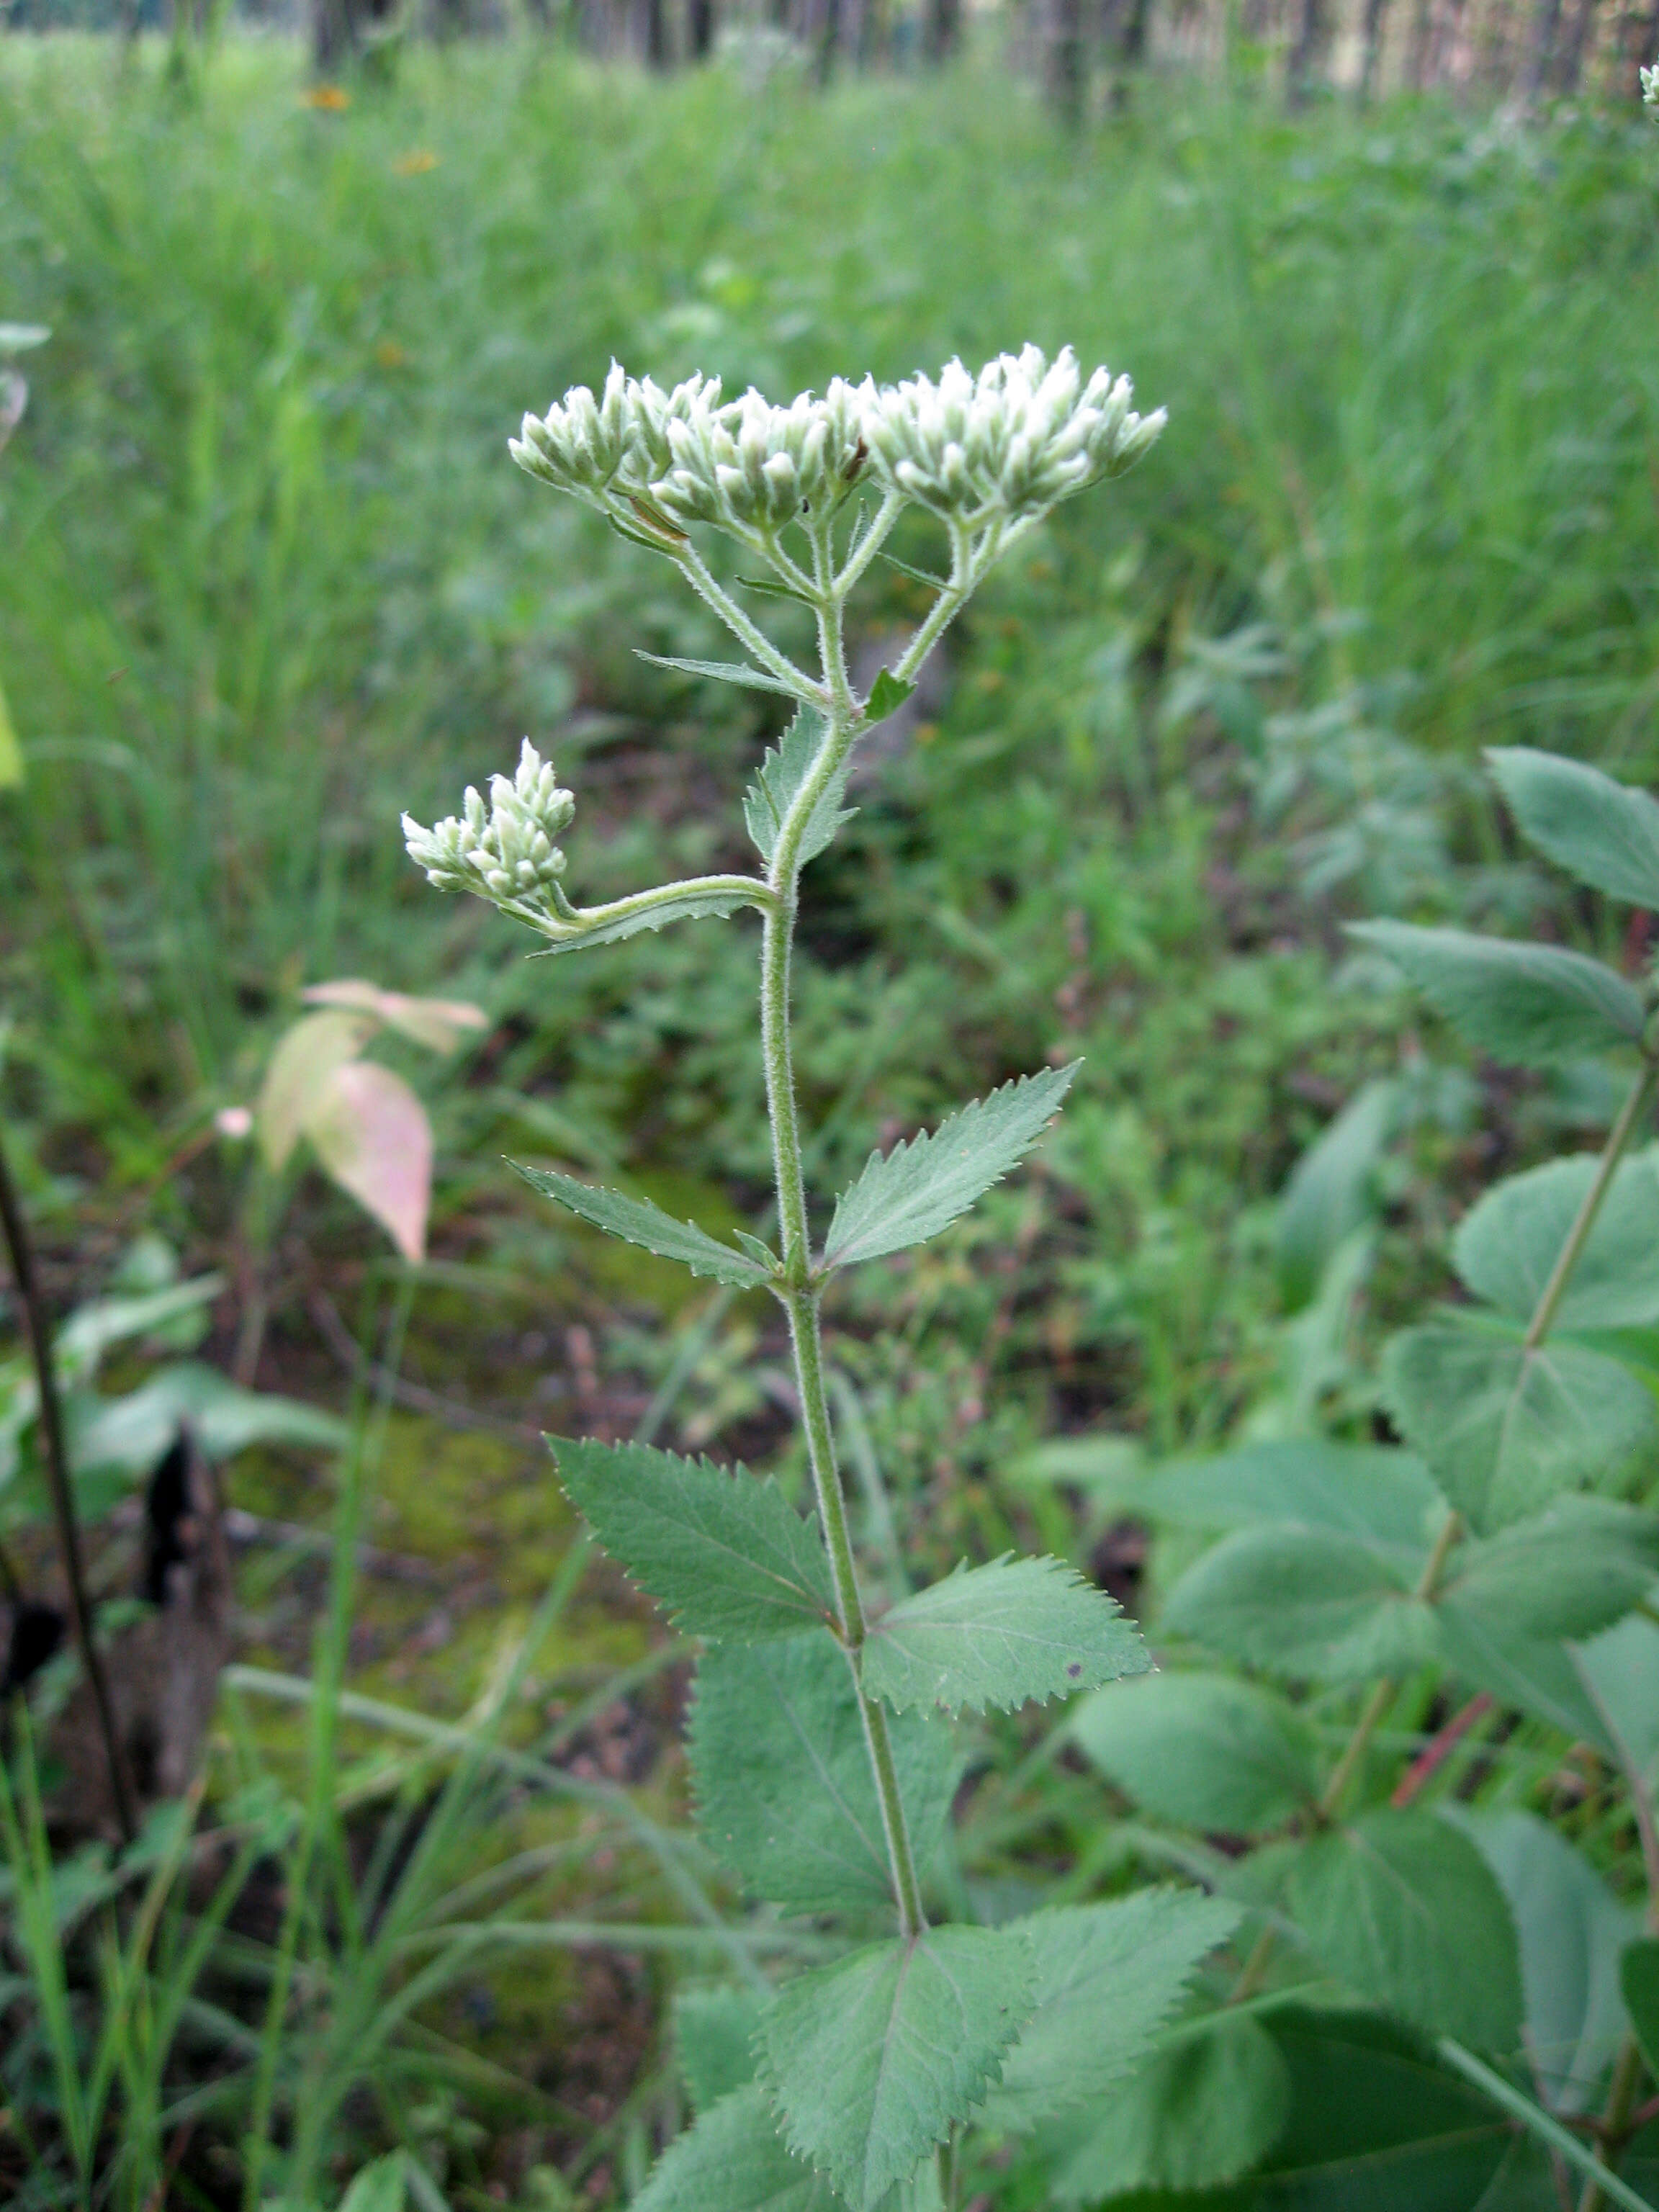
1550;0;1596;85
816;0;843;76
313;0;359;69
923;0;959;62
1287;0;1325;95
1406;0;1433;81
1047;0;1087;117
1359;0;1391;91
1520;0;1561;94
642;0;668;64
688;0;714;55
1118;0;1151;60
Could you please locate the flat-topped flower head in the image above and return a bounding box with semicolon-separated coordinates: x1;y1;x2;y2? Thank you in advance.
863;345;1164;523
651;375;874;534
510;366;721;509
403;740;576;917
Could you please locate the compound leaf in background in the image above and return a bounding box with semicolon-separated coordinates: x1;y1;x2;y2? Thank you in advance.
634;2085;838;2212
512;1164;772;1287
862;1556;1146;1712
674;1987;768;2115
1453;1152;1659;1331
256;1008;377;1171
305;1058;433;1263
1071;1672;1321;1833
690;1632;956;1917
822;1065;1076;1271
1623;1939;1659;2080
1346;922;1644;1066
1383;1319;1654;1532
68;1362;345;1480
1048;2014;1290;2203
1440;1498;1659;1643
1571;1614;1659;1800
1487;747;1659;911
1454;1811;1637;2113
552;1437;835;1643
1147;1439;1442;1559
1160;1525;1438;1683
984;1889;1241;2131
760;1927;1034;2211
1276;1077;1400;1313
1285;1807;1522;2050
743;706;852;870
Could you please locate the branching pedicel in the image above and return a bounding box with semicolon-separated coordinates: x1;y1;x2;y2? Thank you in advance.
403;353;1236;2212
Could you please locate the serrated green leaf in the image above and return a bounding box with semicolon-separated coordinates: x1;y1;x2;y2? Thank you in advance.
1455;1812;1638;2113
739;572;817;604
1383;1318;1655;1532
984;1889;1242;2132
876;552;946;591
1049;2014;1290;2203
674;1988;768;2115
690;1632;956;1917
761;1928;1035;2211
511;1164;770;1287
534;882;757;954
863;1555;1146;1713
865;668;917;722
636;650;804;697
743;707;853;870
1286;1807;1523;2049
1147;1440;1443;1558
823;1066;1076;1272
1488;747;1659;911
1346;921;1645;1066
1160;1524;1438;1684
1454;1151;1659;1331
1071;1672;1321;1833
551;1436;835;1642
634;2085;840;2212
1624;1938;1659;2080
1435;1605;1613;1751
1277;1078;1400;1313
1440;1498;1659;1643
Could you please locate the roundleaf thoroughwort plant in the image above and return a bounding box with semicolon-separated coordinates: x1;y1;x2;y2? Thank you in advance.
401;352;1251;2211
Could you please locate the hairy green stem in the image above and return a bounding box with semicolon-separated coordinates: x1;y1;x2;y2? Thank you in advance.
1526;1056;1659;1352
673;537;823;703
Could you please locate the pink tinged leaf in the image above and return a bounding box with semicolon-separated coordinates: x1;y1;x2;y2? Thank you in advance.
256;1010;377;1170
302;978;487;1054
302;1060;433;1262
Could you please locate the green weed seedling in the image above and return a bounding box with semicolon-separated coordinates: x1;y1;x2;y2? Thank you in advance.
400;351;1249;2211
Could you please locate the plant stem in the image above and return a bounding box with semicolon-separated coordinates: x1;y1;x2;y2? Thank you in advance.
0;1118;137;1842
1577;2035;1651;2212
1437;2039;1658;2212
1525;1056;1659;1352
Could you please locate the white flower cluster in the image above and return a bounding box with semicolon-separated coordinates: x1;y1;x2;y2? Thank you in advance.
509;346;1162;541
1645;58;1658;104
863;346;1164;522
403;740;576;912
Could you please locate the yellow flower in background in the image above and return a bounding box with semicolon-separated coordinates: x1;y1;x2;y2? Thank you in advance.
393;149;439;176
302;83;351;110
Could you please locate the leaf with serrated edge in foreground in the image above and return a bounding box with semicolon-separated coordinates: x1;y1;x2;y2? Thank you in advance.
634;2085;838;2212
511;1164;770;1287
744;706;853;871
1487;747;1659;912
863;1556;1146;1712
983;1890;1241;2131
552;1437;835;1642
762;1928;1035;2211
823;1065;1076;1272
1346;921;1643;1067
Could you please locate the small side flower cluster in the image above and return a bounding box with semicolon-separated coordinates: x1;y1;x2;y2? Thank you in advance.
509;346;1163;546
403;740;576;917
1645;58;1658;104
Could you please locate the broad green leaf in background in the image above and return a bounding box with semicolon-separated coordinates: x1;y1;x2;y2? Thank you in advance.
1439;1499;1659;1644
513;1164;773;1287
1487;747;1659;912
862;1556;1146;1712
256;1009;377;1170
306;1058;433;1262
1285;1807;1522;2050
1160;1525;1438;1683
1434;1607;1612;1753
1454;1811;1637;2113
54;1278;222;1380
538;881;759;951
1572;1614;1659;1799
1146;1440;1442;1560
68;1362;346;1479
744;706;853;869
1071;1673;1321;1833
634;2085;838;2212
1383;1319;1655;1532
674;1987;768;2115
984;1889;1242;2131
0;667;22;788
1275;1077;1400;1313
1346;922;1645;1066
1048;2015;1291;2203
1623;1939;1659;2080
338;2152;410;2212
552;1437;835;1642
690;1632;956;1916
1453;1152;1659;1332
760;1927;1035;2211
821;1064;1076;1271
